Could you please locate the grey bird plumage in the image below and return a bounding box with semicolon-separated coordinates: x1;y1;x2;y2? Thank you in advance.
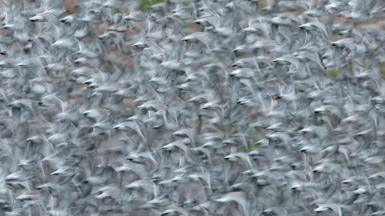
0;0;384;215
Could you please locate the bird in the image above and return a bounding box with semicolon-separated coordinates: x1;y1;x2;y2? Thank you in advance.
215;191;249;216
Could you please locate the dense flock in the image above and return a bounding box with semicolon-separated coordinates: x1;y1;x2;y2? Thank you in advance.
0;0;385;215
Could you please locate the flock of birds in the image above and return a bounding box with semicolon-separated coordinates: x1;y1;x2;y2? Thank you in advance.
0;0;385;215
